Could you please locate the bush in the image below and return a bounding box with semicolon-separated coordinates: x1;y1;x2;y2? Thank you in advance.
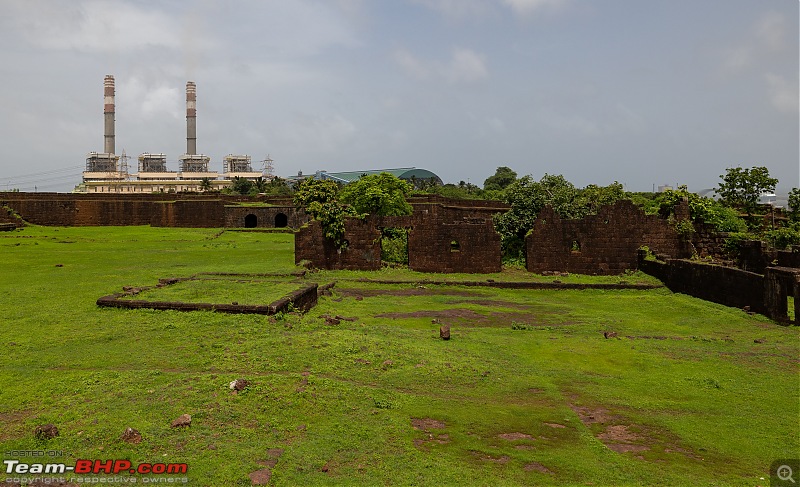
763;226;800;250
722;232;752;258
381;228;408;264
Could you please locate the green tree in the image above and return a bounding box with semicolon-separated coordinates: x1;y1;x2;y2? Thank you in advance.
293;178;340;210
716;166;778;216
199;178;213;192
339;173;413;217
230;177;254;195
788;188;800;222
575;182;625;216
252;177;267;194
263;177;293;196
653;186;747;233
293;178;353;248
493;173;579;259
483;166;518;191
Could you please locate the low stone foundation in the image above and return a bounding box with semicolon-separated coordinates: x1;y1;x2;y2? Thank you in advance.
639;252;798;323
97;275;319;315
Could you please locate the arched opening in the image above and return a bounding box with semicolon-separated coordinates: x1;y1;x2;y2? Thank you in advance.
450;240;460;252
244;214;257;228
275;213;288;228
571;240;581;253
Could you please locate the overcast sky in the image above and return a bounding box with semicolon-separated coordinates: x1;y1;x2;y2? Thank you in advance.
0;0;797;193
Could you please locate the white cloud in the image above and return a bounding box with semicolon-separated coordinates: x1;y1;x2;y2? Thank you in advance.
118;77;182;121
721;46;752;72
542;104;645;137
411;0;491;20
765;73;799;113
755;11;786;51
501;0;568;16
394;48;431;80
719;11;789;74
2;0;184;52
395;47;488;83
447;48;488;82
278;114;358;154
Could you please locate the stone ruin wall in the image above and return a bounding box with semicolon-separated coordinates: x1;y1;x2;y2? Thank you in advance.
525;199;691;275
295;217;382;271
294;200;505;273
1;193;303;229
223;206;306;229
639;253;800;323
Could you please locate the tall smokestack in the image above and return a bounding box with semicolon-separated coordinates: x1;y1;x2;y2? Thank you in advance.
103;75;115;154
186;81;197;155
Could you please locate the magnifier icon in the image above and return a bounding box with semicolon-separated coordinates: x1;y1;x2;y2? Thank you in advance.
778;465;796;484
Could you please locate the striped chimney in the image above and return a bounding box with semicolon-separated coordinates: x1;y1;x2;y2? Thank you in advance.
103;75;115;155
186;81;197;155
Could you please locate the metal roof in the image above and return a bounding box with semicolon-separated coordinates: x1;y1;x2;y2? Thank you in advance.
314;167;442;184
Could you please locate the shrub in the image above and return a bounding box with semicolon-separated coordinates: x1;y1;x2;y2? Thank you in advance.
763;225;800;250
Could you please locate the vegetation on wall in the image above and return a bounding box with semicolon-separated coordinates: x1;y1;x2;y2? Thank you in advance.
339;173;414;217
493;174;627;260
293;178;354;249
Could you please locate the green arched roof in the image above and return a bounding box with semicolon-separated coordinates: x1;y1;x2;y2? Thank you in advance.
315;167;443;185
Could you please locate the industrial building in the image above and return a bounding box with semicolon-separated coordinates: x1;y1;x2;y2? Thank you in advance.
76;76;269;193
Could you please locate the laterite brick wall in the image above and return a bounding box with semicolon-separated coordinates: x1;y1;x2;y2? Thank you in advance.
526;200;690;275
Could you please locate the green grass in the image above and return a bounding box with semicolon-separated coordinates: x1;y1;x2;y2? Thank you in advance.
0;226;797;486
121;278;304;306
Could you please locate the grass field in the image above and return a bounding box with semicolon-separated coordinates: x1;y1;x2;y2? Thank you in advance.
0;226;797;486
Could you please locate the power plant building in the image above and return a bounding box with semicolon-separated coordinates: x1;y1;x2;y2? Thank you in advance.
77;76;267;193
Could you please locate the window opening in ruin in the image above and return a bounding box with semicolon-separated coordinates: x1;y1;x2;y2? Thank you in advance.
571;240;581;252
380;227;408;264
244;214;257;228
450;240;460;252
275;213;288;228
789;296;795;322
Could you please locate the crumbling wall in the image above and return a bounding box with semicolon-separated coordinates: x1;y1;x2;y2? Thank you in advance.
223;206;307;228
763;267;800;322
526;200;689;275
1;193;300;228
294;203;503;273
150;200;225;227
407;218;501;273
294;217;382;270
639;257;766;315
2;197;155;226
777;246;800;268
737;240;778;274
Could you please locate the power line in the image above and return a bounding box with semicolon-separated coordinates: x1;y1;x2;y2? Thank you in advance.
1;165;84;183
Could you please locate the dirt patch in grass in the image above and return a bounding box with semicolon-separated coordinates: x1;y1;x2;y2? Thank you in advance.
597;425;649;453
498;432;534;440
376;308;563;328
569;404;616;425
524;462;553;474
411;418;450;449
567;396;717;462
411;417;446;431
0;409;36;441
543;422;567;429
470;451;511;463
337;287;484;298
444;298;536;310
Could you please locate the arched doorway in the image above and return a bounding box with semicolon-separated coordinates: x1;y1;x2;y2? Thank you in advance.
275;213;288;228
244;214;257;228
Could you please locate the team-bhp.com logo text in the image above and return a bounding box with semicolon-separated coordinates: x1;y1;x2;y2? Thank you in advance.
5;459;188;483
